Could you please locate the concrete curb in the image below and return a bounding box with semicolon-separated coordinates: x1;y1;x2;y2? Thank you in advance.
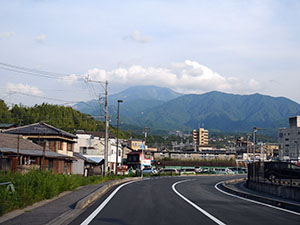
46;177;143;225
220;179;300;213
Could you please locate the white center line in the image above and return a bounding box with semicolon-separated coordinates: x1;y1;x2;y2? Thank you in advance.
172;179;227;225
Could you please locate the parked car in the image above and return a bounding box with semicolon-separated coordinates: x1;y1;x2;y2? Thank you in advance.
225;168;236;174
214;168;227;174
238;167;247;174
195;166;202;173
159;168;180;175
201;167;210;173
181;168;196;175
264;162;300;181
143;167;154;175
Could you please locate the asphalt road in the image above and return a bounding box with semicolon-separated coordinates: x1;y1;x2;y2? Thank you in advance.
71;175;300;225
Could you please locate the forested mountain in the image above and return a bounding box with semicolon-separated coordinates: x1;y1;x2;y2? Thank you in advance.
0;100;130;138
73;85;182;118
134;91;300;133
73;86;300;136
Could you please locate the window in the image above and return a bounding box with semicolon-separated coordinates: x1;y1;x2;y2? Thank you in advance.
67;143;72;151
80;147;87;154
56;141;61;150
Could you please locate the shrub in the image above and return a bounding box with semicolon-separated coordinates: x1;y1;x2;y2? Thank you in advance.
0;170;123;216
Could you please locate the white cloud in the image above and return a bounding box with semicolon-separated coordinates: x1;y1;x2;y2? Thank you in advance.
7;83;43;96
82;60;262;94
126;30;152;43
61;74;80;84
0;32;14;39
35;34;47;43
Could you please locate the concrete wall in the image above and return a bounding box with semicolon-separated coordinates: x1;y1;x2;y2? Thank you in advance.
247;180;300;202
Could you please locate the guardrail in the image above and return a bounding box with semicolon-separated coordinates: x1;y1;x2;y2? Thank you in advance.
248;162;300;187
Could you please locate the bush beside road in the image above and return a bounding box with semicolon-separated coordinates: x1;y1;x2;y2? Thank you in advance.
0;170;127;216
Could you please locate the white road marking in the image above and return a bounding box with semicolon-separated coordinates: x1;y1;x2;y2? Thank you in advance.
172;179;227;225
80;179;148;225
215;181;300;216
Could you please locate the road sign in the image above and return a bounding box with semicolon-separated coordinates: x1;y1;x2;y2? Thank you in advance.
140;143;145;149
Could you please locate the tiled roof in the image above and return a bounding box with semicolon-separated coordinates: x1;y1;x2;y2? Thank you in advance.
0;133;75;160
0;133;43;150
3;122;77;139
0;123;16;128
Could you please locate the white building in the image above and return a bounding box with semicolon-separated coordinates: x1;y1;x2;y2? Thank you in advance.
74;131;123;172
278;116;300;161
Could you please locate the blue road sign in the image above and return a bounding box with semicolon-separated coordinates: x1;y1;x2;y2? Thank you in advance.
140;143;145;149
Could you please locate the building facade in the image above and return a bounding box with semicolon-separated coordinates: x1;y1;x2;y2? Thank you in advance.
193;128;209;149
74;131;123;172
278;116;300;161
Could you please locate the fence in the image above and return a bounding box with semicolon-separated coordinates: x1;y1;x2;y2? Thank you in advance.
248;161;300;188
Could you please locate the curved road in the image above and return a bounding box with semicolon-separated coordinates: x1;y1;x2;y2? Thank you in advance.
72;176;299;225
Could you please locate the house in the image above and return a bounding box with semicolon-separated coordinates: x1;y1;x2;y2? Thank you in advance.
0;133;74;174
74;130;123;173
127;139;146;151
3;122;77;157
73;152;103;176
0;123;16;131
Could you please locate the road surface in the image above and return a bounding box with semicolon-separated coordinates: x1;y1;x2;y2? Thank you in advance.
72;176;300;225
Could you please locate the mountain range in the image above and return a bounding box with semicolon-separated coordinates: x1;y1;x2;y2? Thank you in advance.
73;86;300;136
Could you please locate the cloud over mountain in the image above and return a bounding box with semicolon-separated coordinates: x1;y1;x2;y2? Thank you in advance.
80;60;261;94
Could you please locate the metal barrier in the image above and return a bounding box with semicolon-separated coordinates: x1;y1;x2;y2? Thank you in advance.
0;182;15;192
248;162;300;187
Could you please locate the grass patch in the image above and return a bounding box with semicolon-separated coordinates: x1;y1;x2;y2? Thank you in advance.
0;170;125;216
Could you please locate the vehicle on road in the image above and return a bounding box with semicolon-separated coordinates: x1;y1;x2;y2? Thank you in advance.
264;162;300;181
195;166;202;173
214;168;227;175
181;168;196;175
143;167;155;175
225;168;236;174
159;168;180;175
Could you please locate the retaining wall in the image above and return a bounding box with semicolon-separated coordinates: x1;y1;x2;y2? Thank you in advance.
247;180;300;202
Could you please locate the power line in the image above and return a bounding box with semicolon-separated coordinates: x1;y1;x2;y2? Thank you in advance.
0;62;84;81
8;91;91;104
0;62;69;76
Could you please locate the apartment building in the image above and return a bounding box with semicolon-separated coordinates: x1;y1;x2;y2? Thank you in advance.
193;128;209;149
278;116;300;161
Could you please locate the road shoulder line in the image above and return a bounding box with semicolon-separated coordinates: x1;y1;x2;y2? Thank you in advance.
215;181;300;216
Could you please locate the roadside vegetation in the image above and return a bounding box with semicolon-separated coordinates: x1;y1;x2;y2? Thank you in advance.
0;170;126;216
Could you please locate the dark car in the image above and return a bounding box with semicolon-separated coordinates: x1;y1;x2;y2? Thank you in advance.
264;162;300;181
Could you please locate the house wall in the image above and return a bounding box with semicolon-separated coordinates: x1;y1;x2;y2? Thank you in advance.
72;158;85;175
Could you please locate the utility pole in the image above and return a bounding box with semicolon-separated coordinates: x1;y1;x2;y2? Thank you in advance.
115;99;123;175
85;76;109;175
104;80;109;175
17;135;20;166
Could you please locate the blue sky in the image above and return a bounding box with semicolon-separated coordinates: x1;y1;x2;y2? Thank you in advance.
0;0;300;106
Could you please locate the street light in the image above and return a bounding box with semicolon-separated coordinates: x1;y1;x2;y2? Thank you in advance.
252;127;260;181
141;127;149;178
115;100;123;175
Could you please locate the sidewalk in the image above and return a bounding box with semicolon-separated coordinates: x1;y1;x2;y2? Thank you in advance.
0;179;128;225
221;178;300;213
